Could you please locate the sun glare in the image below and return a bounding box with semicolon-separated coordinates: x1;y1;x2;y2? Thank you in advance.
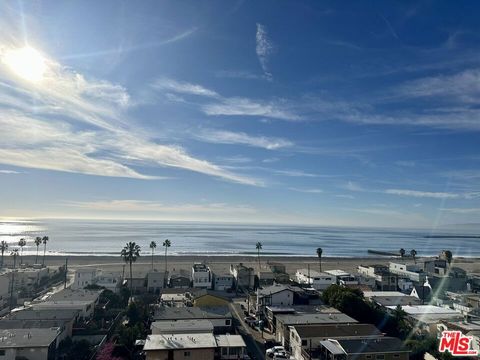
2;46;47;82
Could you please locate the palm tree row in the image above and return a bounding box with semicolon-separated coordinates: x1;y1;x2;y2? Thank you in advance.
0;236;49;269
121;239;172;293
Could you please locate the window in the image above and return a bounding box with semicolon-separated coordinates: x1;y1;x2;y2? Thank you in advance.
226;319;231;325
184;351;191;357
0;350;5;356
393;355;400;358
366;356;372;359
376;355;385;360
301;340;307;346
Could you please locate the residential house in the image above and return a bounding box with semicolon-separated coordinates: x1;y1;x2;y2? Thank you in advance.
191;290;231;307
318;337;409;360
169;273;191;288
143;333;217;360
192;263;212;289
215;335;247;360
324;270;358;286
295;269;335;290
151;320;214;335
274;312;357;348
152;306;233;334
290;323;383;360
31;289;101;319
363;291;421;308
147;270;166;294
0;328;61;360
358;265;398;291
389;262;426;283
230;263;255;291
213;274;233;291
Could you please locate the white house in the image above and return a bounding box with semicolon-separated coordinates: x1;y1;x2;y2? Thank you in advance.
295;269;335;290
192;263;212;289
72;268;121;292
0;328;61;360
213;274;233;291
256;284;295;313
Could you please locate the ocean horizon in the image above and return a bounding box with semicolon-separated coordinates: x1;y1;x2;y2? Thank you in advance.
0;218;478;258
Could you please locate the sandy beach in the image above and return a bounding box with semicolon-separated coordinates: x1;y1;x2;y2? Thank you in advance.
9;255;480;278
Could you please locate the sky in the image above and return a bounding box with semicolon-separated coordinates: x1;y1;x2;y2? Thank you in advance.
0;0;479;227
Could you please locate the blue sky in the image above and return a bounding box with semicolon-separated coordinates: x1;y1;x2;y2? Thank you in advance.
0;0;479;227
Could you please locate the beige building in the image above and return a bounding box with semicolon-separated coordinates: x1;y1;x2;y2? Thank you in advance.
143;333;217;360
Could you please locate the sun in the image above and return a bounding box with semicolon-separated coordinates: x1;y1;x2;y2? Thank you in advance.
2;46;48;82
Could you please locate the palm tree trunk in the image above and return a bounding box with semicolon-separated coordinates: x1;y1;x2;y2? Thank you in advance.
318;256;322;272
42;244;46;266
129;260;133;294
151;250;154;270
164;248;168;274
35;246;39;264
1;252;3;268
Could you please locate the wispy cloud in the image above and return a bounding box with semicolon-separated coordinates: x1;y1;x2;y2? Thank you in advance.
0;42;261;185
65;199;257;214
385;189;460;199
0;169;20;174
155;77;300;121
441;207;480;214
196;129;293;150
395;160;415;167
214;70;263;80
152;78;219;98
256;23;274;80
288;187;323;194
273;169;319;178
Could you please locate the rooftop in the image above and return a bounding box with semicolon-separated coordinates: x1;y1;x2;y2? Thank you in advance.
324;270;351;277
293;323;382;339
8;308;79;321
0;328;60;348
363;291;407;298
276;312;357;326
144;333;217;351
48;288;102;302
387;305;461;315
337;337;409;354
0;319;68;330
215;335;246;348
153;306;231;321
151;320;214;333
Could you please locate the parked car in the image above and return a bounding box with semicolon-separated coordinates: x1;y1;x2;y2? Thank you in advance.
244;316;256;326
266;346;286;358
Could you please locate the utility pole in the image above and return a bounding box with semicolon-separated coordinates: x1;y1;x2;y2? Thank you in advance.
64;258;68;289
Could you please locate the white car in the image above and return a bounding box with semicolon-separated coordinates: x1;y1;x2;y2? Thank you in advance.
266;346;286;358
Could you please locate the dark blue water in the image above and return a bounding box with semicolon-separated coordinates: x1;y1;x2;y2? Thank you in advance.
0;219;478;257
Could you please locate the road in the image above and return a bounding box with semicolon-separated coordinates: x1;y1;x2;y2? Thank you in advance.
230;302;266;360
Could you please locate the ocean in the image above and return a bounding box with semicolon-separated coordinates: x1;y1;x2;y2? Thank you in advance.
0;219;479;258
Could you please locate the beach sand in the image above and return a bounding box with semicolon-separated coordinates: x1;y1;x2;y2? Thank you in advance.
10;255;480;277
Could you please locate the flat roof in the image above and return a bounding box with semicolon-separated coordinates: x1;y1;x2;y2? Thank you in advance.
386;305;461;315
151;320;214;333
324;270;351;277
370;296;421;307
0;328;59;348
144;333;217;351
292;323;381;339
296;269;332;277
363;291;407;298
0;319;68;329
337;337;409;354
8;308;79;321
276;312;357;326
153;306;231;321
215;335;246;348
48;288;102;302
320;340;345;355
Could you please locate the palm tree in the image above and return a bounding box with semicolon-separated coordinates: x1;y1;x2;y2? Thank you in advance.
316;247;323;273
10;248;19;308
256;242;263;270
399;248;406;258
410;249;417;264
18;238;26;265
0;241;7;268
149;241;157;270
163;239;171;275
34;237;42;264
121;242;141;293
41;236;49;266
443;250;453;266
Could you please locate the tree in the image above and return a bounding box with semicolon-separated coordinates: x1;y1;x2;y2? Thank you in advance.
41;236;49;266
10;248;19;308
399;248;406;258
410;249;417;264
120;242;141;294
163;239;171;277
149;241;157;270
18;238;26;265
316;247;323;272
34;237;42;264
256;242;263;270
443;250;453;266
0;240;7;268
